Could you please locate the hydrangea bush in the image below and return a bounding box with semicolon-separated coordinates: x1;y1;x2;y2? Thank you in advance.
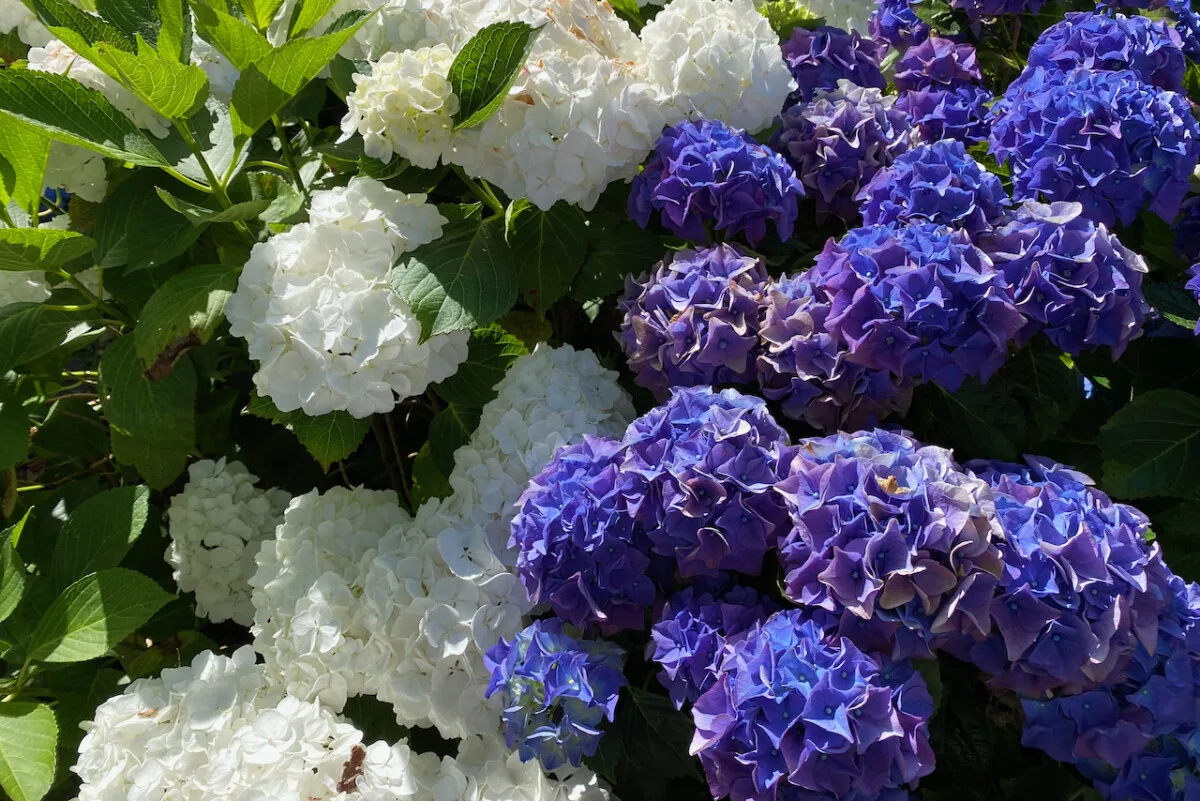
5;0;1200;800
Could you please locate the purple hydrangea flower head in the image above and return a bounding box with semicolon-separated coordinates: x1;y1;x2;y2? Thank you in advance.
1186;265;1200;334
773;82;914;222
950;0;1046;18
510;435;656;633
782;26;886;106
629;119;804;247
989;67;1200;227
691;608;936;800
894;36;983;91
806;222;1024;391
980;201;1149;357
857;141;1010;236
962;457;1168;696
1176;196;1200;265
775;429;1005;661
869;0;930;48
648;584;778;709
1025;12;1185;92
617;386;791;578
617;244;768;400
757;273;912;431
1169;0;1200;58
484;619;627;770
896;84;994;145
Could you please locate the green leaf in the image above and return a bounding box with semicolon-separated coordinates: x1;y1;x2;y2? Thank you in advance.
89;36;209;121
0;514;29;625
432;324;526;406
238;0;287;32
410;441;450;506
246;394;370;470
156;187;271;224
34;397;109;459
429;404;480;475
0;70;171;167
913;382;1022;462
110;431;190;489
0;120;50;217
0;304;86;375
49;485;151;591
1151;502;1200;581
0;401;29;470
0;228;96;271
229;17;370;141
169;97;251;187
45;666;122;753
571;218;662;303
289;0;341;37
125;184;206;272
27;567;173;663
29;0;133;50
191;1;271;70
1144;281;1200;331
390;217;518;338
233;170;304;222
154;0;191;61
0;703;56;801
590;687;701;801
505;199;586;312
1099;389;1200;500
1003;346;1082;441
448;20;541;130
135;263;239;374
95;0;161;49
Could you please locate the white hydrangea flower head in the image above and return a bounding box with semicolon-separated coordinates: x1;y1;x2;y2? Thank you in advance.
28;39;171;137
341;44;458;169
799;0;875;31
43;141;108;203
191;35;240;103
0;0;50;46
166;459;291;626
639;0;795;134
225;178;468;418
0;270;50;306
73;645;442;801
445;735;614;801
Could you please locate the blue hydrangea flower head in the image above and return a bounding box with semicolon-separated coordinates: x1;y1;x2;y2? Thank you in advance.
896;84;994;146
894;36;983;91
961;457;1168;696
980;201;1149;357
776;430;1005;661
989;67;1200;227
782;26;886;106
806;222;1024;391
858;141;1010;236
951;0;1046;19
773;82;914;222
484;619;627;770
648;583;778;709
618;244;768;400
869;0;930;48
691;608;936;800
630;119;803;247
757;273;912;431
617;386;791;578
38;187;71;223
1169;0;1200;58
1176;196;1200;265
1025;12;1185;92
510;435;656;633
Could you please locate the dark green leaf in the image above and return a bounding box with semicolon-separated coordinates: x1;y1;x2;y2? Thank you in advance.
50;485;151;591
1144;281;1200;331
125;184;206;272
156;187;272;224
0;228;96;272
135;263;238;373
234;170;305;222
913;382;1022;462
572;218;662;302
0;304;86;375
0;514;28;625
0;401;29;471
448;21;541;129
191;1;271;69
34;397;108;459
95;0;161;50
432;324;526;406
46;666;122;753
1151;502;1200;581
29;0;133;49
428;404;480;475
590;687;701;801
411;441;451;507
1099;388;1200;499
505;199;586;312
245;393;369;470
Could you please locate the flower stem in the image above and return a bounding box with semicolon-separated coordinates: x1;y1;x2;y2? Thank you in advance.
451;165;505;216
273;115;311;202
173;122;255;239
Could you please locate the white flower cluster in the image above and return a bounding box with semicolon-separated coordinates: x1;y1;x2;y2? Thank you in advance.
166;459;291;627
0;0;50;46
340;0;795;210
249;344;633;740
0;215;93;307
43;141;109;203
225;177;468;418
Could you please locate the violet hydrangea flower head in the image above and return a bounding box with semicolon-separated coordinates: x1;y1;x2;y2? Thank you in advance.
869;0;930;48
648;583;778;709
691;608;936;800
950;0;1046;19
1170;0;1200;59
1025;11;1185;92
617;244;769;400
961;457;1168;696
980;201;1149;357
806;222;1024;391
1186;264;1200;333
510;435;656;633
857;140;1010;237
629;119;804;247
893;36;983;91
484;618;627;771
781;26;886;106
773;81;914;222
757;273;912;431
1176;196;1200;265
896;84;994;146
988;67;1200;227
775;429;1006;661
617;386;791;578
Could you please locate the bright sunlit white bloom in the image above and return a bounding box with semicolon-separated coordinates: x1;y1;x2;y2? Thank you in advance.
43;141;108;203
166;459;291;626
0;0;50;46
225;177;468;418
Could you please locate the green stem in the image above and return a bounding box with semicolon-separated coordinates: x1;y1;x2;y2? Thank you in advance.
384;412;411;511
56;269;133;326
2;659;31;703
272;115;311;201
0;203;16;229
451;165;505;216
244;159;291;173
163;167;214;194
173;122;254;238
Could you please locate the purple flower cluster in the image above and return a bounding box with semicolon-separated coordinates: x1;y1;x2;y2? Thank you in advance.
758;273;912;431
806;222;1025;391
894;36;983;91
1178;197;1200;264
893;37;993;145
781;26;886;106
980;201;1149;357
691;609;936;800
1186;265;1200;331
773;83;914;222
775;430;1005;660
484;619;627;770
988;67;1200;227
619;386;791;578
858;141;1010;237
617;244;768;400
510;436;656;633
869;0;930;48
648;584;778;709
629;119;803;247
950;0;1046;18
1169;0;1200;59
1024;12;1185;92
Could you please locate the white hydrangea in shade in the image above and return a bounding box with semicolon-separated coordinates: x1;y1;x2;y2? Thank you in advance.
440;735;614;801
341;44;458;169
224;177;468;418
73;646;446;801
191;35;240;103
166;459;291;627
27;39;171;137
0;0;50;46
800;0;875;30
639;0;795;134
43;141;108;203
0;271;50;306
